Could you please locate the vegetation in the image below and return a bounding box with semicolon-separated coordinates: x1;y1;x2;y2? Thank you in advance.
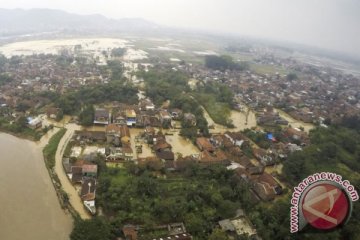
111;47;126;57
286;72;298;81
139;69;209;140
96;163;251;240
283;126;360;185
43;128;66;169
205;55;249;71
0;73;13;86
79;105;95;126
139;69;190;105
70;217;114;240
0;115;42;140
194;82;234;127
56;82;138;114
107;60;124;81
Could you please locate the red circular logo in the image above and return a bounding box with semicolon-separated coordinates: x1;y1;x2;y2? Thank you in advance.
302;183;350;230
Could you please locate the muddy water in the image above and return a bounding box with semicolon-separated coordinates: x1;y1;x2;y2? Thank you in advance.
202;106;257;134
0;133;73;240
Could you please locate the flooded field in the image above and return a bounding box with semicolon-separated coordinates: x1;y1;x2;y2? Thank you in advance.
0;133;73;240
163;130;200;157
202;106;257;134
0;38;128;57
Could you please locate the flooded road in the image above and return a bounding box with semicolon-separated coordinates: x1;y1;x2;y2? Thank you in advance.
0;133;73;240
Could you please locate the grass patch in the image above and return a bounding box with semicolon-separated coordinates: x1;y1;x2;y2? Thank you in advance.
195;93;233;127
43;128;66;169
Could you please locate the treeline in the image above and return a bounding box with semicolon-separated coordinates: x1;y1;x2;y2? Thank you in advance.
205;55;249;71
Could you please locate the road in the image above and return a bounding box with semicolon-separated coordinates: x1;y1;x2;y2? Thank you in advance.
54;123;91;219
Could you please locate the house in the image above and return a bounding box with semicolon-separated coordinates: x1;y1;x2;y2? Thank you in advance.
159;110;172;127
94;108;110;125
70;166;83;183
198;150;229;166
153;139;175;161
74;131;106;142
106;124;121;145
253;172;283;201
46;107;61;119
196;137;215;152
139;98;155;111
112;112;126;125
171;108;183;120
126;109;137;127
80;178;96;214
152;233;192;240
82;164;98;178
252;148;274;166
122;225;138;240
224;131;250;148
27;117;42;129
183;113;196;126
219;210;257;238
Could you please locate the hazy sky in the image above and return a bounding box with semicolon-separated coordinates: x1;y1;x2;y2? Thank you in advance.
0;0;359;56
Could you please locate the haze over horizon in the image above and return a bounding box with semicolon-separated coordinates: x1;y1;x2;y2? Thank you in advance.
0;0;359;57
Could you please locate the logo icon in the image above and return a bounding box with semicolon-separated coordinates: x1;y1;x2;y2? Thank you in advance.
301;183;350;230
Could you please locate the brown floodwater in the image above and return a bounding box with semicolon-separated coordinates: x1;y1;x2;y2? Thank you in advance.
0;133;73;240
276;109;314;133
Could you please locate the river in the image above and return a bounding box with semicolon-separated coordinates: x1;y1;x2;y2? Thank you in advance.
0;133;73;240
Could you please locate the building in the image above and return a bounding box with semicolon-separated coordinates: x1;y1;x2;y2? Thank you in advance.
94;108;110;125
196;137;215;152
126;109;137;127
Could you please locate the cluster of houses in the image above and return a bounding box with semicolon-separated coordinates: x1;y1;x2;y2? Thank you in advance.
185;53;360;125
92;100;187;129
63;158;98;214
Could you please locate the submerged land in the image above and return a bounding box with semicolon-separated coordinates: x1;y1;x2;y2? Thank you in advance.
0;34;359;240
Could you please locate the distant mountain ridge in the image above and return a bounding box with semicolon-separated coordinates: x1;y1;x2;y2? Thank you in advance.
0;8;159;36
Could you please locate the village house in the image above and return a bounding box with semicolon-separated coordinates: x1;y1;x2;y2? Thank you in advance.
27;116;42;129
122;225;138;240
46;107;61;119
106;124;121;145
252;172;283;201
196;137;215;152
139;98;155;111
126;109;137;127
94;108;110;125
183;113;196;126
198;149;229;166
74;130;106;143
112;111;127;125
219;209;257;239
159;110;172;127
80;178;96;214
252;148;275;166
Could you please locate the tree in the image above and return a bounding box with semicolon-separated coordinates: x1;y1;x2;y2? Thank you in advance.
208;229;229;240
286;72;298;81
70;217;114;240
79;105;94;126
